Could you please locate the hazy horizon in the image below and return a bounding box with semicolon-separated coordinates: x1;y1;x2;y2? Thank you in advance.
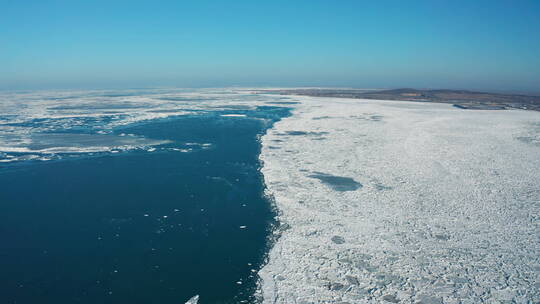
2;1;539;92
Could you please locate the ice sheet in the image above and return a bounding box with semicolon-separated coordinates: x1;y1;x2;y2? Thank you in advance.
258;96;540;303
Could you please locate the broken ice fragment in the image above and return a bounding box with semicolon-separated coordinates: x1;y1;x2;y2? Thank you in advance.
184;295;199;304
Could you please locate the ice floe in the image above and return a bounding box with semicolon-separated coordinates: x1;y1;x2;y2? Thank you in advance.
221;114;247;117
0;133;170;154
258;96;540;303
185;295;199;304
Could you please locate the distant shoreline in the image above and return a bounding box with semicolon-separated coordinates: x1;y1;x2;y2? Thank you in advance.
257;88;540;111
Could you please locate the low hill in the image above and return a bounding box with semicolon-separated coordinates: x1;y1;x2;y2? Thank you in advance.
260;88;540;111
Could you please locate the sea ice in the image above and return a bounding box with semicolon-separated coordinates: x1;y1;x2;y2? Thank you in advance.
258;96;540;303
220;114;247;117
0;88;288;162
184;295;199;304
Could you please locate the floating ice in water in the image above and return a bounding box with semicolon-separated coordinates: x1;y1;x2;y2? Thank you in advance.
170;148;192;152
0;88;292;163
184;295;199;304
220;114;247;117
0;133;169;154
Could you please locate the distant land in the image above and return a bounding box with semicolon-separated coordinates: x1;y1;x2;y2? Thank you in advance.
258;88;540;111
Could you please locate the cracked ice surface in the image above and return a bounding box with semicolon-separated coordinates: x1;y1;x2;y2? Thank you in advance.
258;96;540;303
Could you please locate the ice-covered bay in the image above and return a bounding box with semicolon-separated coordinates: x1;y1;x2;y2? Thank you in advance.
258;96;540;303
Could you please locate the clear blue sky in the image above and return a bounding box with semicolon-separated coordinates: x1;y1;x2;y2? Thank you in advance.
1;0;539;92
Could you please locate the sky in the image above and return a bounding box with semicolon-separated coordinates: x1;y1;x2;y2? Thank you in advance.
1;0;539;92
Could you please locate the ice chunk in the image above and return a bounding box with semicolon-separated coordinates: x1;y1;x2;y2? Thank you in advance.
184;295;199;304
220;114;247;117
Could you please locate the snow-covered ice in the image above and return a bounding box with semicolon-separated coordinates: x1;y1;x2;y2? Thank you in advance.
258;96;540;303
184;295;199;304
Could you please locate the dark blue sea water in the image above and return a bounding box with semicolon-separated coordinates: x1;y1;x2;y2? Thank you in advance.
0;106;290;304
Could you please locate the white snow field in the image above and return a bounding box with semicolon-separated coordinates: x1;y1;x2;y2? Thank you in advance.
258;96;540;303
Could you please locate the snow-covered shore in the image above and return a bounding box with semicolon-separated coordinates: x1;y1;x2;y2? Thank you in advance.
258;96;540;303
